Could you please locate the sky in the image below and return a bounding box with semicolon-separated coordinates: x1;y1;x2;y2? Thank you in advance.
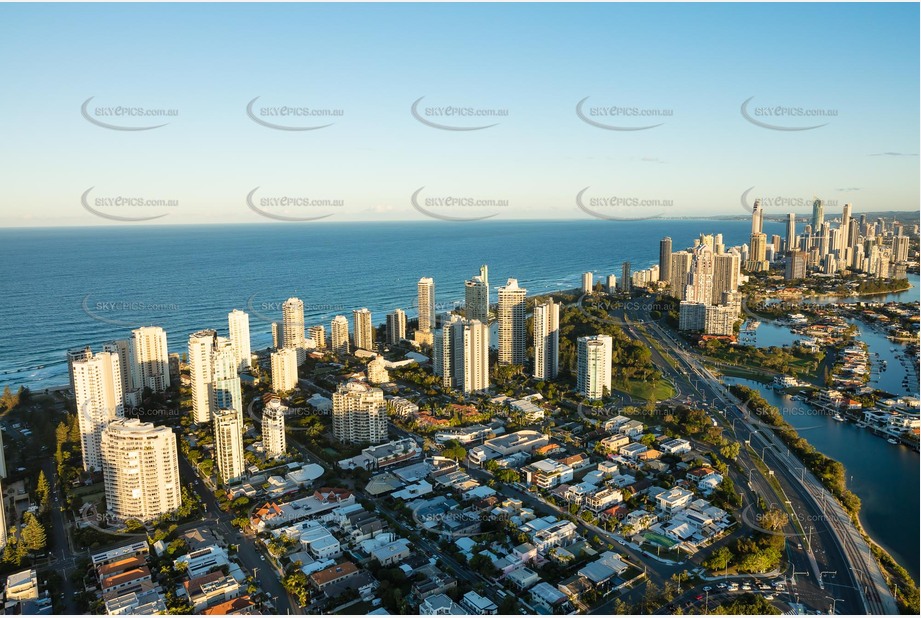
0;1;918;226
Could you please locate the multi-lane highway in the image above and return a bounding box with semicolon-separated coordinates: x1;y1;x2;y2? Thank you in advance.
620;296;898;614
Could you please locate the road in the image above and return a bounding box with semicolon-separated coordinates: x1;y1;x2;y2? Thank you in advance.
626;297;897;614
43;459;80;614
175;451;302;614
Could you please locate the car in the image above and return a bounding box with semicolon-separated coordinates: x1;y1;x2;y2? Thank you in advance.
260;555;265;561
764;594;776;600
741;584;752;591
716;582;728;589
702;586;712;592
796;543;803;550
695;594;704;601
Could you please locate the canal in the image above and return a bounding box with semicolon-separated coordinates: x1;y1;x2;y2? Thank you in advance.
729;274;919;581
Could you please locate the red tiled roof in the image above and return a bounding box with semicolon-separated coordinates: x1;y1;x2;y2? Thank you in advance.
97;556;146;577
202;595;253;615
101;566;150;590
310;561;358;587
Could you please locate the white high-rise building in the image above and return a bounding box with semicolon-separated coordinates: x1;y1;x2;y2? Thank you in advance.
353;308;374;352
893;235;910;263
332;382;388;444
210;338;242;417
367;355;390;385
812;198;824;230
686;243;714;305
282;298;305;349
130;326;170;392
463;319;490;393
417;277;436;333
214;408;245;484
751;198;764;235
262;399;286;459
228;309;252;371
308;325;326;350
101;418;181;521
434;315;489;393
102;339;134;399
386;309;406;345
577;335;612;400
188;330;217;424
582;272;594;294
498;278;527;366
840;203;852;250
74;351;124;472
270;347;299;393
533;299;560;380
331;315;350;355
465;266;489;323
67;345;93;399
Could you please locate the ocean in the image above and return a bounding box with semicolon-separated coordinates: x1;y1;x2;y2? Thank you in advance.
0;219;782;390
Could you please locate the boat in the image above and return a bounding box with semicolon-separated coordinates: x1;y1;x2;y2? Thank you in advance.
856;422;867;428
887;438;899;445
833;414;845;422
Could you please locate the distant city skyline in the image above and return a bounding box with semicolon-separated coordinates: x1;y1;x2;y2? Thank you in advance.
0;2;918;227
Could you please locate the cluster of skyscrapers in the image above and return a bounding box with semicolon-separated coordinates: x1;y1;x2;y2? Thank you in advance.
67;201;908;523
658;234;743;336
65;307;263;521
782;201;912;280
66;325;181;521
655;199;912;337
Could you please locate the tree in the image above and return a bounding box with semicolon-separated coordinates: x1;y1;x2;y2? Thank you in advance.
282;570;311;606
719;442;740;460
441;443;467;461
0;385;19;411
36;470;51;509
760;508;787;532
21;512;47;552
2;534;26;566
643;581;662;613
703;546;733;572
469;553;500;578
498;595;519;614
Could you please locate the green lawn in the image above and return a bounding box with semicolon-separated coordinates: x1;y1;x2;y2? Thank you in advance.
616;378;676;402
644;532;678;548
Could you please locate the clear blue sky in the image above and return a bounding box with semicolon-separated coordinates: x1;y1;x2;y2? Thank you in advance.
0;2;917;226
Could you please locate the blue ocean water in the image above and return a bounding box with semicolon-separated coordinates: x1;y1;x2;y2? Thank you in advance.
0;218;779;390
